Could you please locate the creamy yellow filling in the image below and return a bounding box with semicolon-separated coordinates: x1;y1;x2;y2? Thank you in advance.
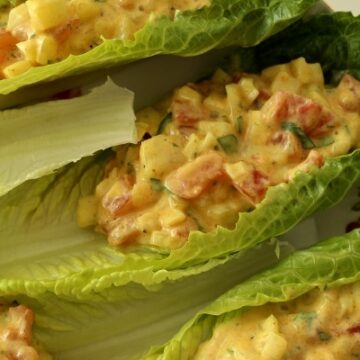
194;282;360;360
0;0;208;78
0;304;52;360
77;58;360;249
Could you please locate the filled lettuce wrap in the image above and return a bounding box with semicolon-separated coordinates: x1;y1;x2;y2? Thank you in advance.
0;0;318;95
143;229;360;359
0;11;359;299
2;226;357;359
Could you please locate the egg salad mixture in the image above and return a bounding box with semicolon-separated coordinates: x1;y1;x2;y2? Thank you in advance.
77;58;360;249
0;304;52;360
194;282;360;360
0;0;208;78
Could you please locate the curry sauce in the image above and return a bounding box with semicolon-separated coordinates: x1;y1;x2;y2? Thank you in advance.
77;58;360;249
194;282;360;360
0;0;208;78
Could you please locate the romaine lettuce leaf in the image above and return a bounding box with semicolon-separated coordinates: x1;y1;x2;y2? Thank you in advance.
231;11;360;78
0;147;358;298
0;11;359;300
0;79;136;197
144;229;360;360
21;239;289;360
0;0;318;95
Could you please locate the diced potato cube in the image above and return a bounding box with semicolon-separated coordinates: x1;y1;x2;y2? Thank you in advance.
260;332;287;360
95;177;116;199
3;60;32;78
244;110;271;144
70;0;100;21
198;121;234;138
7;3;30;31
226;83;243;124
175;85;202;104
262;315;279;332
140;135;186;178
17;39;37;63
261;63;290;81
77;196;97;228
27;0;68;32
238;77;259;107
149;230;186;249
36;34;58;65
137;212;160;233
290;57;324;85
183;132;218;160
131;179;159;208
225;161;250;183
211;68;232;85
183;133;201;159
160;208;186;227
270;71;301;94
203;92;228;115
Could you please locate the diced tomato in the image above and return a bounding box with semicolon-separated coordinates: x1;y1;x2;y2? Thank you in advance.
165;152;224;199
0;30;18;49
238;168;270;204
52;19;81;44
167;217;198;239
262;91;337;137
101;175;134;217
348;325;360;334
225;161;270;204
0;30;19;68
108;216;140;246
7;305;34;343
172;99;208;126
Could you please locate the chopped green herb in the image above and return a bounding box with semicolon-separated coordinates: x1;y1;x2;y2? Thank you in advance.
295;312;317;328
217;134;238;154
314;136;335;148
157;113;172;135
318;330;332;341
352;353;360;360
281;122;315;149
150;178;164;192
236;116;243;133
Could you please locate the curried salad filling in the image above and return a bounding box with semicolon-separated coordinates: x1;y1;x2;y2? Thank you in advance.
77;58;360;249
0;303;52;360
194;281;360;360
0;0;208;78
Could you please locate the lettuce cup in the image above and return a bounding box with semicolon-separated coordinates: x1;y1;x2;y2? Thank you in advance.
0;0;318;95
0;12;359;300
0;13;360;298
143;229;360;360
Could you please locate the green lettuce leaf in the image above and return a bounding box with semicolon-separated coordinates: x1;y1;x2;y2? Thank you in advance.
0;12;359;300
0;146;358;298
231;11;360;78
20;239;290;360
0;79;136;197
0;0;318;95
144;229;360;360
